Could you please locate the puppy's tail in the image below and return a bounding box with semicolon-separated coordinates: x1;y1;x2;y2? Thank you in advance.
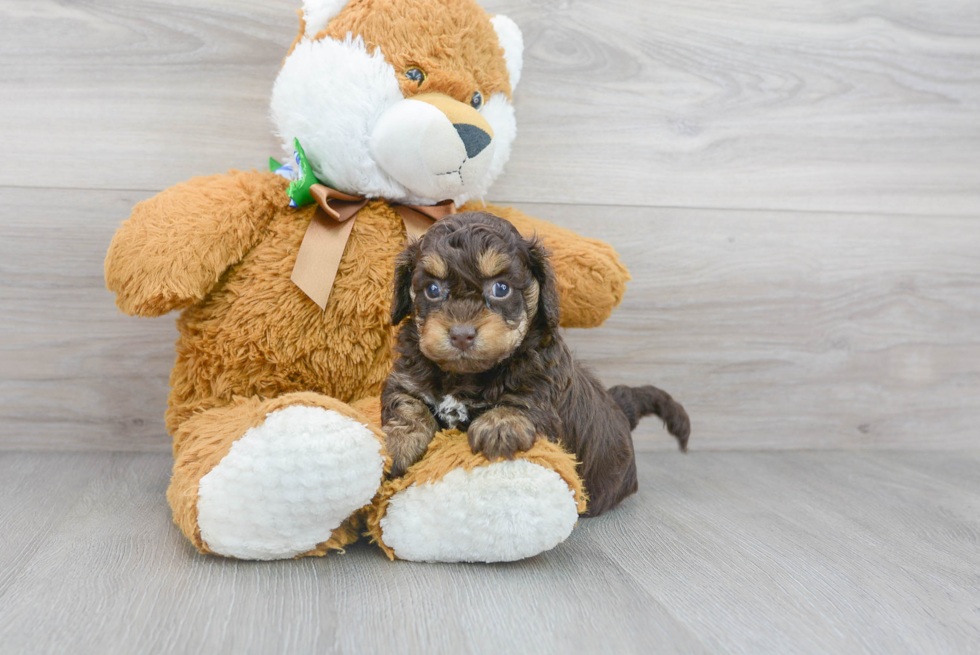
608;385;690;452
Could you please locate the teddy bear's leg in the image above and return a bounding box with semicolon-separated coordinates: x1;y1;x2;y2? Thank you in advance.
167;392;387;560
366;430;587;563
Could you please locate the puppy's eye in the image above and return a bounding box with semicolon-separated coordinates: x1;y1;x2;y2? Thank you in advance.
425;282;443;300
471;91;483;110
490;281;510;299
405;68;426;86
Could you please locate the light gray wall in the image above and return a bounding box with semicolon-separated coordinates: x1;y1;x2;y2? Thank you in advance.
1;0;978;451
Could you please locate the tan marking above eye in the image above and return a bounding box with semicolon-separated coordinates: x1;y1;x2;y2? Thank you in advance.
421;254;448;279
477;248;509;278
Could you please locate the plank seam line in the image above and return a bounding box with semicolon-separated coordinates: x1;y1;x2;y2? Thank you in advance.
1;184;976;220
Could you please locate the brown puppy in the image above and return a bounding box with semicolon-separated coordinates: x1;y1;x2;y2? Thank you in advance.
382;212;690;516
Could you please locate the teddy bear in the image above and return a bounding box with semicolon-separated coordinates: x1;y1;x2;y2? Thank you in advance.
104;0;630;563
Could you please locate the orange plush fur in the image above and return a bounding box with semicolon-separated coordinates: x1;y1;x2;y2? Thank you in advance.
298;0;512;102
106;170;626;554
106;173;628;439
105;0;631;557
167;392;387;556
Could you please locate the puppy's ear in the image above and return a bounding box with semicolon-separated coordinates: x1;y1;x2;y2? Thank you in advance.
527;237;561;330
391;240;420;325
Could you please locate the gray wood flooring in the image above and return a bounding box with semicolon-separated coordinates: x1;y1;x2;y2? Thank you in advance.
1;450;978;654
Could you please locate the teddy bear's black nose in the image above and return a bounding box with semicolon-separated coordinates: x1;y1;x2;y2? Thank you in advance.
453;123;492;158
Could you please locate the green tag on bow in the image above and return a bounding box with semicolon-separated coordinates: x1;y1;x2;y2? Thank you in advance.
287;138;318;208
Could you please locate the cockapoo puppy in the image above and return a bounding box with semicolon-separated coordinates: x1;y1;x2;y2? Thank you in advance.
383;212;690;516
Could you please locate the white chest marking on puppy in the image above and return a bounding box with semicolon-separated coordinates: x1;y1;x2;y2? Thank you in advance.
435;395;469;428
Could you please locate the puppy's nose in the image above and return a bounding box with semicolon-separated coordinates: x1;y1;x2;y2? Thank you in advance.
449;325;477;351
453;123;492;158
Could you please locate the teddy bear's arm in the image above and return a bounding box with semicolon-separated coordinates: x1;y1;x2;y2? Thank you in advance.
105;171;287;317
472;203;631;328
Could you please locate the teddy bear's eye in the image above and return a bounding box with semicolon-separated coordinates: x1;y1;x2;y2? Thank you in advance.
470;91;484;110
405;68;426;86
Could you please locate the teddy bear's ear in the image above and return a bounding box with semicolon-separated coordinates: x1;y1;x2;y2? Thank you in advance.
302;0;351;38
490;15;524;91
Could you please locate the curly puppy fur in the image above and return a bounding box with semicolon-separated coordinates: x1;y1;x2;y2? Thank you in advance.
382;211;690;516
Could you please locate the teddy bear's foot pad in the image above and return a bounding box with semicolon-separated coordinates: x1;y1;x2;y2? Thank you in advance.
380;459;579;563
196;405;383;560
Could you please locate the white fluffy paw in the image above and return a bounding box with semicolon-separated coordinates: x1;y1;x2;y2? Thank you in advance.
380;460;579;563
196;405;384;560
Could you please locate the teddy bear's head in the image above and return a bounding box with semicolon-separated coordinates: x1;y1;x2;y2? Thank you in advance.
270;0;523;206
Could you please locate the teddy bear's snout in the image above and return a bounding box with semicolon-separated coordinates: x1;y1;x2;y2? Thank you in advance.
370;93;496;201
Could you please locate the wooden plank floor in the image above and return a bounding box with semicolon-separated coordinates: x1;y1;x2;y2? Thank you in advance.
1;450;978;654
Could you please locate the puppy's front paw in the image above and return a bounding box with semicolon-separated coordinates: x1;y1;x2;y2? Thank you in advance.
384;423;433;478
467;407;537;460
385;420;436;478
383;394;439;477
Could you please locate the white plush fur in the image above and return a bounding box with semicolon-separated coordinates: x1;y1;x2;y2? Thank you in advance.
380;460;580;563
196;406;384;560
370;98;496;204
271;35;518;206
479;93;517;195
302;0;350;37
271;35;410;202
491;15;524;90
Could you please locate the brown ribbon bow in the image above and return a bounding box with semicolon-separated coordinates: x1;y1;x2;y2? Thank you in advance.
290;183;457;310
